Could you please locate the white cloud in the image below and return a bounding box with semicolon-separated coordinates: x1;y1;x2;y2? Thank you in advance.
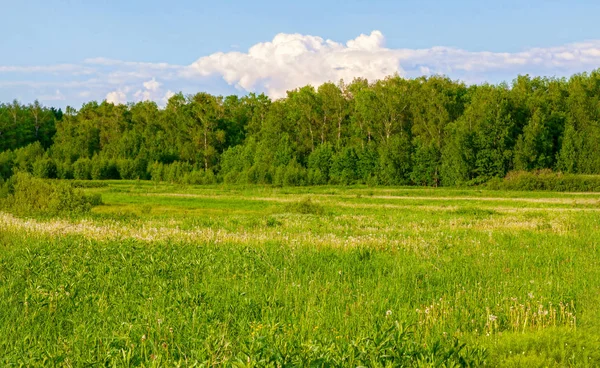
162;90;175;105
184;31;402;98
132;77;167;104
0;64;95;75
184;31;600;98
105;90;128;105
84;57;181;71
4;31;600;106
143;78;161;92
133;89;151;102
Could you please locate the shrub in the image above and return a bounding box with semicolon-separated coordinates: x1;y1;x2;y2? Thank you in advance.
282;198;326;215
307;144;333;182
1;172;102;216
488;170;600;192
117;159;136;180
32;158;57;179
13;142;45;173
164;161;193;183
135;158;150;180
246;163;272;184
149;161;165;182
183;170;217;185
73;158;92;180
223;171;240;185
377;136;411;185
330;147;359;185
0;150;15;180
307;168;327;185
283;159;307;186
91;158;120;180
357;143;380;183
273;166;286;187
56;161;74;179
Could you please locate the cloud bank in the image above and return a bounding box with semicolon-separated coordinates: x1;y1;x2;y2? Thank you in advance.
2;30;600;106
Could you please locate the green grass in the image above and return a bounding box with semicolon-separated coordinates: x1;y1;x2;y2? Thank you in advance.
2;182;600;366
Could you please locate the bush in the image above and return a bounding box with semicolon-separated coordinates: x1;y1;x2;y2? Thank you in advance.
307;144;333;182
307;168;327;185
488;170;600;192
73;158;92;180
149;161;165;182
246;163;272;184
283;198;325;215
91;158;119;180
134;157;149;180
32;158;57;179
13;142;45;173
330;147;359;185
273;166;286;187
223;170;240;185
1;172;102;216
164;161;193;183
0;150;15;180
56;161;74;179
117;159;136;180
183;170;217;185
283;159;307;186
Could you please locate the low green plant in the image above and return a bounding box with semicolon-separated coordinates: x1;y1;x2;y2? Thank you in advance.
282;197;326;215
488;170;600;192
0;172;102;216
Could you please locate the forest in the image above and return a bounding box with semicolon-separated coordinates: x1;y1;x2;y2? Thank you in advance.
2;70;600;187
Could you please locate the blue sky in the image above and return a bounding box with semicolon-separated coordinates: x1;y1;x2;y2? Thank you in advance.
2;0;600;107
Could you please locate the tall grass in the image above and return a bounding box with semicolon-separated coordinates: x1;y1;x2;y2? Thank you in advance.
1;183;600;366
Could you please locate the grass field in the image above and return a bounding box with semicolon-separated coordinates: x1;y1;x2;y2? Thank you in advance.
2;182;600;366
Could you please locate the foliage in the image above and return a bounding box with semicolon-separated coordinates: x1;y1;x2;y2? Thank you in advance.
282;197;326;215
4;71;600;187
0;172;102;216
488;170;600;192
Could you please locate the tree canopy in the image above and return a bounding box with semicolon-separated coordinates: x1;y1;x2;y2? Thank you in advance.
3;70;600;186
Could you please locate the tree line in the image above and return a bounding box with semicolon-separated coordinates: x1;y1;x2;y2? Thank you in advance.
2;70;600;186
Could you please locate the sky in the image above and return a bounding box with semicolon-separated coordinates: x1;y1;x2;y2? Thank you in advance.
2;0;600;108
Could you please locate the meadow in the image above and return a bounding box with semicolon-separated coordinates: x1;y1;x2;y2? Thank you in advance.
2;181;600;366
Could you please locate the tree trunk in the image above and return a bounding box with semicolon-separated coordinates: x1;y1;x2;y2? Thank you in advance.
337;117;342;146
203;127;208;171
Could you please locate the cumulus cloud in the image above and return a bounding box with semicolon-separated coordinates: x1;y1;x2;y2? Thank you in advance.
105;90;128;105
184;31;600;98
4;30;600;106
132;77;168;104
184;31;401;98
163;90;175;105
143;78;161;92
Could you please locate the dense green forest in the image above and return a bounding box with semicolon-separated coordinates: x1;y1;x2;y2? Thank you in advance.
2;70;600;186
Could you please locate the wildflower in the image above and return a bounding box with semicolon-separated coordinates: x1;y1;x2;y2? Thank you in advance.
141;334;147;341
488;314;498;322
386;310;392;317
